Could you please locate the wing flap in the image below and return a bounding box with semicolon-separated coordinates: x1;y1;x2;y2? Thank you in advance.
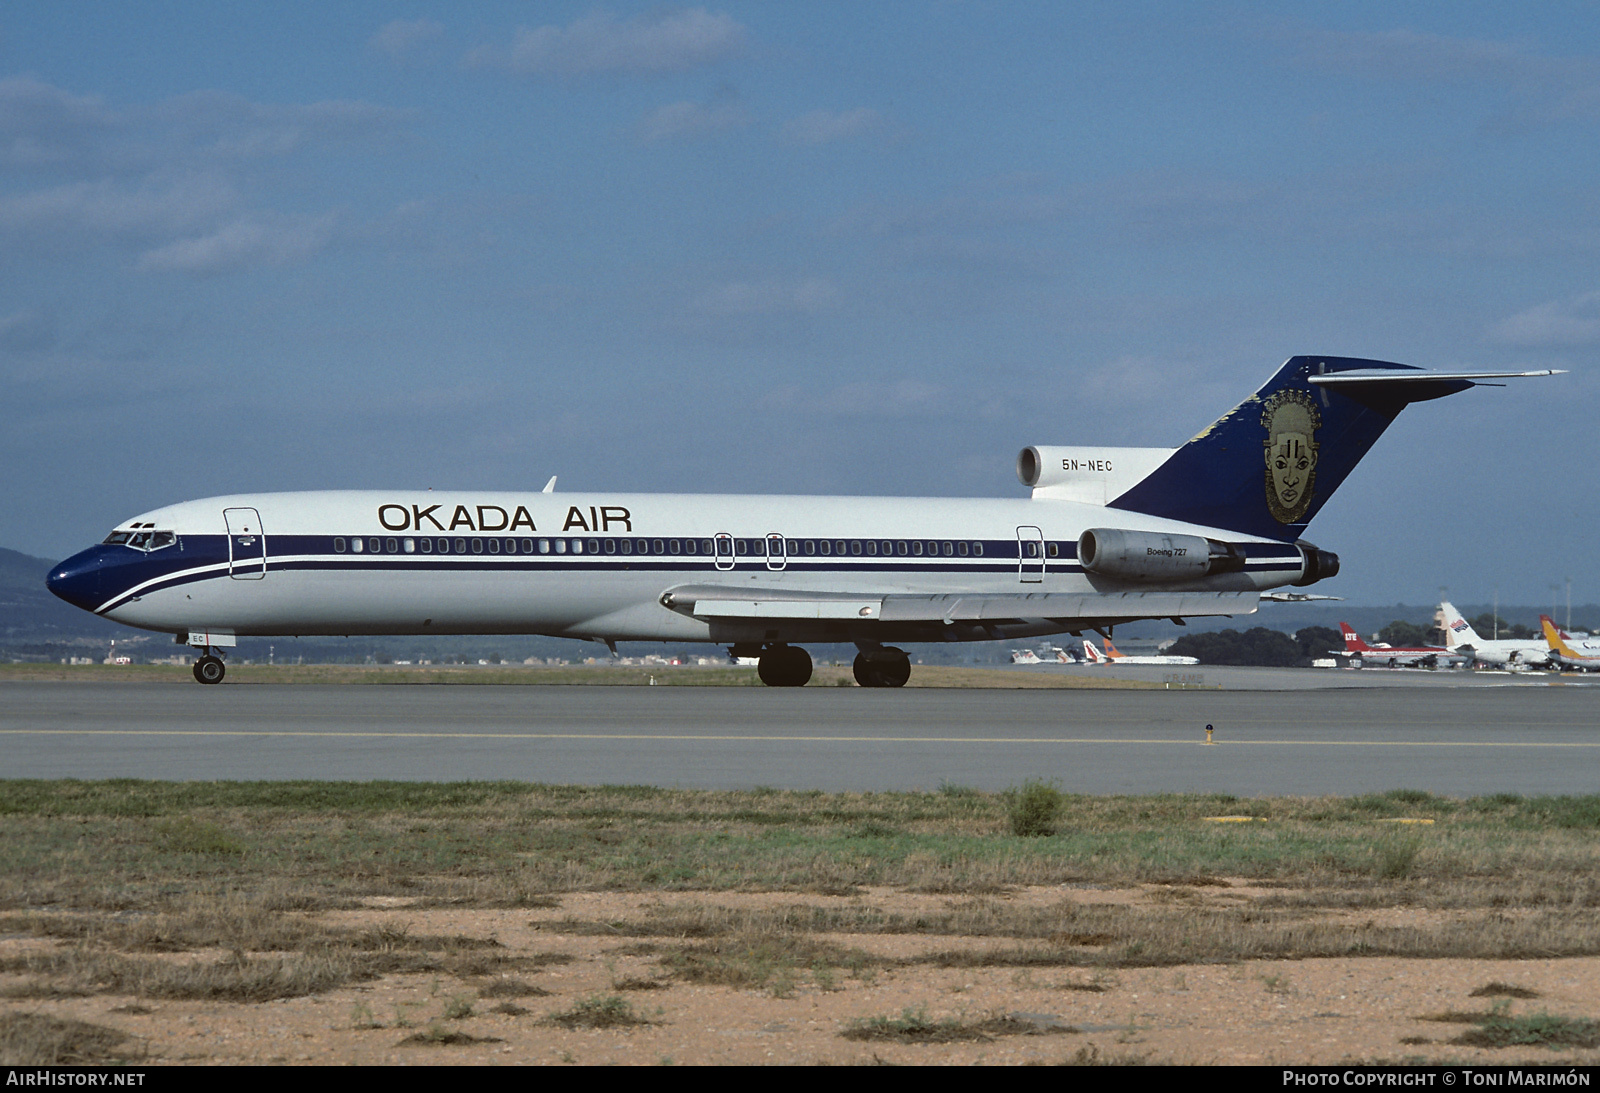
878;589;1259;622
666;585;1258;624
692;599;881;620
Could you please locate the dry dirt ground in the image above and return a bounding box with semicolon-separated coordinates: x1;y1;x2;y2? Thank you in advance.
6;883;1598;1066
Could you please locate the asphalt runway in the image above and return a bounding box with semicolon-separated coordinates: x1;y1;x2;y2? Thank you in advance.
2;677;1597;795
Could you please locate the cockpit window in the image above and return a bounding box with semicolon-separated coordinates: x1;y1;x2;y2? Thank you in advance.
104;528;176;552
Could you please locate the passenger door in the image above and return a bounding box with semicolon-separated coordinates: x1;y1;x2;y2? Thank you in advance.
224;507;266;580
1016;525;1044;583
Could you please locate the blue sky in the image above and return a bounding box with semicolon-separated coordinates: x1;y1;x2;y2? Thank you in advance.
2;2;1596;605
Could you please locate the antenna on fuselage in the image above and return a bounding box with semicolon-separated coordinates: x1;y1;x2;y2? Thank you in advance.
542;476;557;493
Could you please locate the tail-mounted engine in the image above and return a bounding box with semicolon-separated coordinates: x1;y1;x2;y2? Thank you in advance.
1018;446;1176;504
1293;540;1340;586
1077;528;1339;587
1078;528;1244;582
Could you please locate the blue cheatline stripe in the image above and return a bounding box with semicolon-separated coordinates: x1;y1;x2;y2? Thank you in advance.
94;557;1028;613
99;556;1039;608
190;533;1304;563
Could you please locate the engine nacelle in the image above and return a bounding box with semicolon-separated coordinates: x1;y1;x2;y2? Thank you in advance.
1017;446;1176;504
1293;541;1340;586
1079;528;1220;581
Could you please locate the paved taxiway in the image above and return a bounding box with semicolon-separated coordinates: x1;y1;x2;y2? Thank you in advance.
2;675;1596;795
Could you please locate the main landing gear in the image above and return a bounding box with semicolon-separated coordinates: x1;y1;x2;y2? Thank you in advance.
755;644;813;688
741;643;910;688
192;652;226;685
853;646;911;688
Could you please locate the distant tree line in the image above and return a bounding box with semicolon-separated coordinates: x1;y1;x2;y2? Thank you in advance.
1377;620;1446;647
1166;626;1343;667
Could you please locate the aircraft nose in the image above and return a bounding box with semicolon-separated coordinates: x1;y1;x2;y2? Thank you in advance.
47;549;108;613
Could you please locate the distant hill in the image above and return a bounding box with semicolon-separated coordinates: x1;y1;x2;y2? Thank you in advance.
0;547;143;643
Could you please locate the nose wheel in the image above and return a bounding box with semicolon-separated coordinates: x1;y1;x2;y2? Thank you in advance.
755;645;812;687
853;646;911;688
193;655;226;685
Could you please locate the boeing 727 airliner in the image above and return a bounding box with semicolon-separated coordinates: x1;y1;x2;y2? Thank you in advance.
46;357;1559;686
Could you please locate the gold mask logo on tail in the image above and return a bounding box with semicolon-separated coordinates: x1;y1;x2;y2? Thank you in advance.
1261;389;1320;524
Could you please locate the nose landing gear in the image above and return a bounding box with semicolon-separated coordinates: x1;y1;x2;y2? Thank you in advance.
192;652;226;685
853;646;911;688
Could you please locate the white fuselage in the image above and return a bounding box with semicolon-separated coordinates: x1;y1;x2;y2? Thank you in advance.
60;489;1309;647
1448;637;1552;668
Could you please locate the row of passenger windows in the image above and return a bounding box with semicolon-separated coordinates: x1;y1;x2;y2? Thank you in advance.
330;536;999;558
336;537;592;555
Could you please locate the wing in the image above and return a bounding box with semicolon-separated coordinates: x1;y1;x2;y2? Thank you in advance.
663;584;1258;627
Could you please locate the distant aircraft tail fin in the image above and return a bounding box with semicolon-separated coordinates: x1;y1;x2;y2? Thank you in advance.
1541;615;1580;658
1102;637;1126;660
1082;640;1105;663
1108;357;1559;540
1339;623;1370;654
1439;602;1481;650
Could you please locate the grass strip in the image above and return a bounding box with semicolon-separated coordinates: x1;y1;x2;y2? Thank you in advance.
0;1014;135;1065
0;782;1594;926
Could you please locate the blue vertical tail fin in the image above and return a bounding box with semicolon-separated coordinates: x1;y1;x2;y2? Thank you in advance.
1106;356;1481;541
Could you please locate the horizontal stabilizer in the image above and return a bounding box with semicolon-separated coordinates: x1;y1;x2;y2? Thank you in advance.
1308;368;1565;402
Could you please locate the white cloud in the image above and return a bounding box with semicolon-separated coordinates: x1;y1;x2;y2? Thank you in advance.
369;19;445;61
135;213;336;275
1289;27;1534;81
153;91;414;161
1490;290;1600;346
694;278;837;315
471;8;745;78
0;309;54;353
636;95;750;142
782;108;884;146
0;175;237;237
834;173;1072;240
0;78;413;174
818;380;945;417
0;76;113;167
0;79;415;274
1281;27;1600;131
